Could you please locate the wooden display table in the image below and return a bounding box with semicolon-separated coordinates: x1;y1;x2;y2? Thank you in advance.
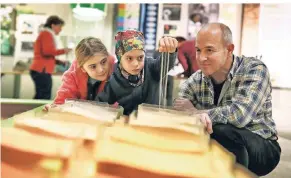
1;102;258;178
1;98;50;120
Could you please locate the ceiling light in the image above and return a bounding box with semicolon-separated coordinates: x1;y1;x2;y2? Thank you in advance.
73;4;105;22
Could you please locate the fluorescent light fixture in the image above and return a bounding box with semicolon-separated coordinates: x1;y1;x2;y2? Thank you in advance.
73;4;105;22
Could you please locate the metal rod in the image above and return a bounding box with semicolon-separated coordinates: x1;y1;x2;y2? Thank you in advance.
159;52;164;107
163;52;170;106
158;52;170;107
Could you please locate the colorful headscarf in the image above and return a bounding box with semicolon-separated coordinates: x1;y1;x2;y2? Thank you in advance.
115;29;145;62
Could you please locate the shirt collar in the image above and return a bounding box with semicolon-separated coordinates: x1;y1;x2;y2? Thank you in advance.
118;64;144;87
228;55;237;80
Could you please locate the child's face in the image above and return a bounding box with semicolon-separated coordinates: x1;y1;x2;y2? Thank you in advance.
120;49;145;75
82;54;110;81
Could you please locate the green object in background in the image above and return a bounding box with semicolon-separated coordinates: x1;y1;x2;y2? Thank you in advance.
70;3;105;11
0;10;12;55
55;61;71;73
1;33;11;55
15;5;34;14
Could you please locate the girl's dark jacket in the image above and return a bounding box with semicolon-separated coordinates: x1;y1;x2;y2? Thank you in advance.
96;52;177;115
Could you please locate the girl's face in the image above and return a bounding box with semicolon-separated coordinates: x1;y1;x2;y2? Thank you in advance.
120;49;145;75
81;54;110;81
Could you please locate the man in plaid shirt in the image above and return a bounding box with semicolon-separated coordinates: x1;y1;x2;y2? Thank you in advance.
174;23;281;176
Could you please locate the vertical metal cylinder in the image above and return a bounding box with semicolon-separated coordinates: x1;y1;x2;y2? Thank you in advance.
159;52;170;107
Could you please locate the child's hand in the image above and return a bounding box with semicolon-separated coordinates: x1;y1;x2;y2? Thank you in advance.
158;36;178;53
42;103;57;112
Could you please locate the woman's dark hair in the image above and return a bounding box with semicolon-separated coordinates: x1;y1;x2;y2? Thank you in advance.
189;13;203;23
175;36;186;43
44;15;65;29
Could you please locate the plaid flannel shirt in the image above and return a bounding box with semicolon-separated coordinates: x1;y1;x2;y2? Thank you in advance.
179;55;278;140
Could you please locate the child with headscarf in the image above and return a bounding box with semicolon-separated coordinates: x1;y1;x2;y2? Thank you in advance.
97;29;178;115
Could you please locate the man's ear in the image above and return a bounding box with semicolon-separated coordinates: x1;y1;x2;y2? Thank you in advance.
227;44;235;55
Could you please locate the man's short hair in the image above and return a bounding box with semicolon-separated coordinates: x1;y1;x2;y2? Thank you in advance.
199;23;233;46
219;23;233;45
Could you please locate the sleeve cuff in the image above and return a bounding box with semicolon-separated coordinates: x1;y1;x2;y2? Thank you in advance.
207;107;228;124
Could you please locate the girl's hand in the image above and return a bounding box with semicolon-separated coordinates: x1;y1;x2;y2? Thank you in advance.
43;103;57;112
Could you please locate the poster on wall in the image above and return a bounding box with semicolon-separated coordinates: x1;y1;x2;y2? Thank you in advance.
117;4;140;31
117;4;125;31
139;4;159;58
14;14;48;64
20;20;34;34
124;4;140;30
162;4;181;21
21;41;34;52
187;4;219;39
16;14;47;36
163;24;177;35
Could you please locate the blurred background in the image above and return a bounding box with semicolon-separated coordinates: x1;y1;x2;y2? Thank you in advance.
1;3;291;178
1;3;291;99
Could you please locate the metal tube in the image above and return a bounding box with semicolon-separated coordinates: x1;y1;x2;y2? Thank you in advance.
159;52;164;107
163;52;170;107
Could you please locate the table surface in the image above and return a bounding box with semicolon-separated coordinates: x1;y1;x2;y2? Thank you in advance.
1;105;45;127
1;98;51;105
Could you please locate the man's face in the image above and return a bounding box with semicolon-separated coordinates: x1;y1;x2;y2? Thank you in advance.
82;54;110;81
120;49;145;75
195;29;230;76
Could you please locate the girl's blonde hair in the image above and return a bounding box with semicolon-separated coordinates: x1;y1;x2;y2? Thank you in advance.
75;37;109;67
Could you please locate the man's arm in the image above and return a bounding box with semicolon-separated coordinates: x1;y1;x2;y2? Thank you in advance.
178;75;196;102
174;75;200;111
116;85;144;116
208;64;271;128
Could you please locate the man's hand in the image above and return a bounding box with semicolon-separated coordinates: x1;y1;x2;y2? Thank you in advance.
197;113;213;134
173;98;196;111
158;36;178;53
174;98;213;134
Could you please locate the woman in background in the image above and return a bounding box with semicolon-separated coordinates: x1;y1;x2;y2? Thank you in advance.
30;15;71;99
